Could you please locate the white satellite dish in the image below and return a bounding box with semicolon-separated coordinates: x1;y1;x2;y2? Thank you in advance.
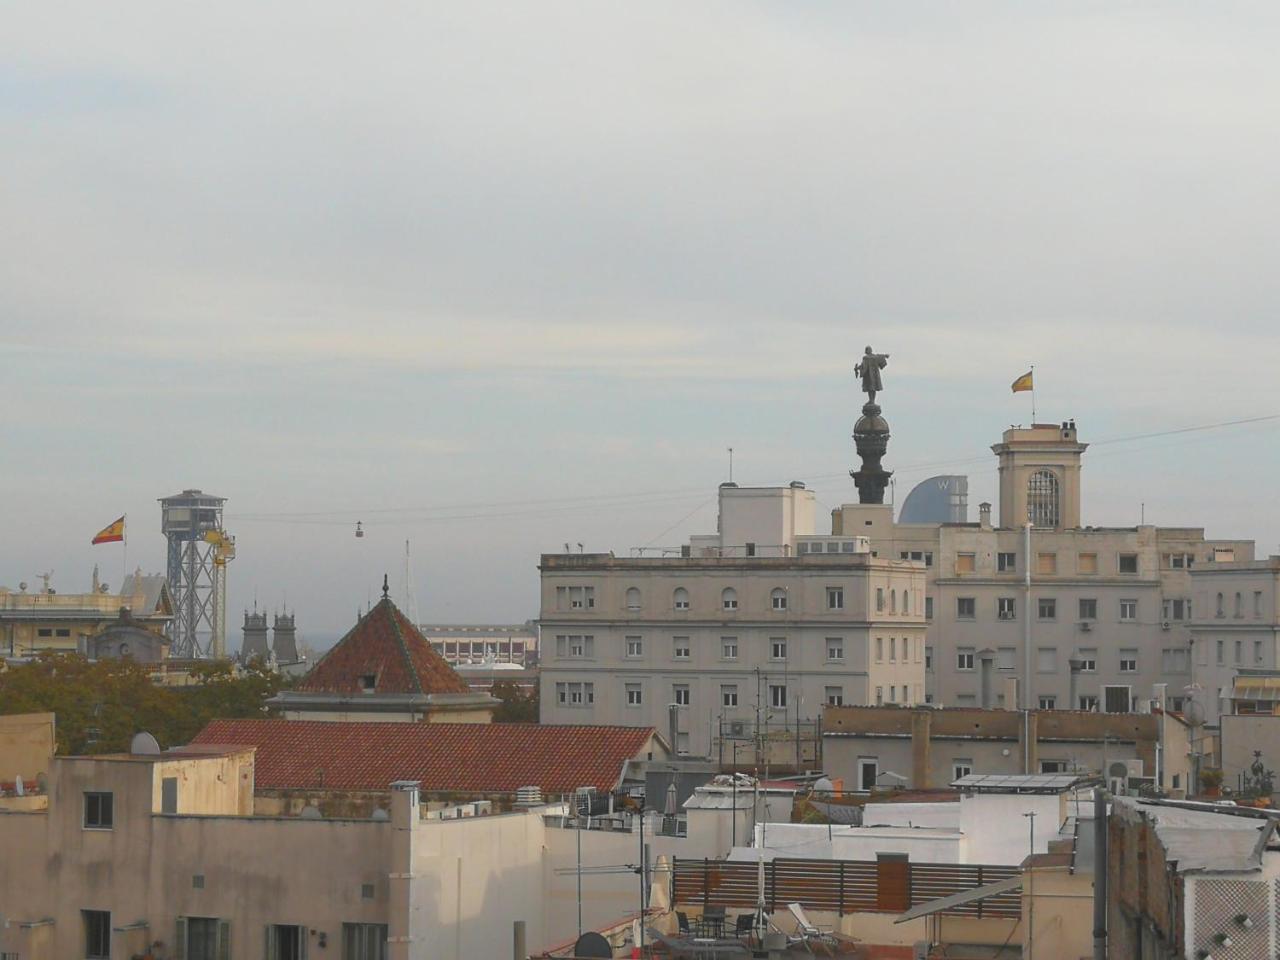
130;732;161;755
13;775;23;797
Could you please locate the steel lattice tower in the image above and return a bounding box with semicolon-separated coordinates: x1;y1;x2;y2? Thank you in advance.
160;489;230;658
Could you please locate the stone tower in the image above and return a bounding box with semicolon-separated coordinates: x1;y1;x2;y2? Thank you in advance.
241;609;270;660
272;612;299;663
851;399;893;504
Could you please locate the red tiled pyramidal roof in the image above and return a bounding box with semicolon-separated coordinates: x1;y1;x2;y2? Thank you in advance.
191;719;662;795
295;597;470;696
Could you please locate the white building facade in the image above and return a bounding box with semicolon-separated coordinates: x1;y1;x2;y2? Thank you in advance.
539;483;927;756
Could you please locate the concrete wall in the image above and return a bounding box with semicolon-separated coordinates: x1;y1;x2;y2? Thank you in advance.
1023;864;1094;960
0;711;55;783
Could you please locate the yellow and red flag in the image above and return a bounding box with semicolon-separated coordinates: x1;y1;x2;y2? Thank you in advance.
1011;370;1034;393
91;516;126;545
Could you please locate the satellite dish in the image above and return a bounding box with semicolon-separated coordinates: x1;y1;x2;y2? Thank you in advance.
371;808;390;821
813;776;834;795
300;805;322;819
130;732;161;755
1183;699;1205;728
571;933;612;959
14;775;24;797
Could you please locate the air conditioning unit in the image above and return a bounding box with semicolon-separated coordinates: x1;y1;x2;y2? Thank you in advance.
1079;621;1093;632
1161;621;1171;631
729;721;746;737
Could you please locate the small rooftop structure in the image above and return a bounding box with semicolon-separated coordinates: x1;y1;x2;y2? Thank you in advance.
950;773;1096;794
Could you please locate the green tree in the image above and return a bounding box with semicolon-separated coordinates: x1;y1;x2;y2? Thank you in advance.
0;653;286;754
490;680;539;723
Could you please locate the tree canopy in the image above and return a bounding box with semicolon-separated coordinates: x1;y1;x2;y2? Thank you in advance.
0;653;287;755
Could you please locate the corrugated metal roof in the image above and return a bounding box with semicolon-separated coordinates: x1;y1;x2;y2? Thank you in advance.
192;718;661;795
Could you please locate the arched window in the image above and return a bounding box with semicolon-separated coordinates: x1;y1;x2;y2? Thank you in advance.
770;588;787;611
1235;592;1243;617
625;587;641;611
890;590;897;614
1216;592;1225;618
673;587;690;611
721;587;738;611
902;589;910;615
1027;470;1061;528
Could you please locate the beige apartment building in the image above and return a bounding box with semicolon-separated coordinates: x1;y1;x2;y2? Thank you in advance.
832;422;1253;718
1188;557;1280;722
539;483;927;757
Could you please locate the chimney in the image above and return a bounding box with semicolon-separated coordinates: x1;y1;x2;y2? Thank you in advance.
1068;654;1084;710
979;502;992;530
979;649;996;709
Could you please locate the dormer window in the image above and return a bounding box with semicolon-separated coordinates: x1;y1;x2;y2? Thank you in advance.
360;674;376;693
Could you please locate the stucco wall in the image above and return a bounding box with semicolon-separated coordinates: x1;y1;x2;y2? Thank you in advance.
0;711;54;783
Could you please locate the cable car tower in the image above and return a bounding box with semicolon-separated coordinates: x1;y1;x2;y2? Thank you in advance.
160;490;235;658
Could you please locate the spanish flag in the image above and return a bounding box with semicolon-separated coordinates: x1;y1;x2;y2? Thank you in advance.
1011;370;1034;393
91;516;126;545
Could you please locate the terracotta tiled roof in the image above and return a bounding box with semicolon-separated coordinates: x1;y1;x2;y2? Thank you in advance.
191;719;662;795
295;597;470;696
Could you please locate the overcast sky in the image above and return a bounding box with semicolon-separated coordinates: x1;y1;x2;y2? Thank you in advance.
4;2;1279;646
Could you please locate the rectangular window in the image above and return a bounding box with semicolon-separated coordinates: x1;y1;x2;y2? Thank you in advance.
952;759;973;781
721;637;738;660
997;552;1017;572
828;587;845;610
1235;640;1243;663
957;597;976;619
1040;760;1068;773
925;596;934;620
826;638;844;661
1079;648;1097;672
1162;648;1189;673
55;627;71;638
1164;599;1189;621
1038;696;1056;710
84;910;111;959
555;635;594;658
1256;640;1264;665
875;636;883;662
721;684;739;708
858;759;878;792
1255;591;1264;618
556;682;594;707
1077;553;1098;575
625;683;642;707
770;638;787;660
997;646;1016;670
904;636;912;662
673;684;690;706
37;627;53;637
84;792;113;829
1119;600;1137;622
558;586;596;610
1036;552;1057;575
162;776;178;814
925;646;933;671
955;553;976;574
769;684;788;709
672;637;690;660
825;686;844;707
1079;695;1098;711
875;587;884;611
957;648;975;671
1118;554;1138;574
342;922;389;960
772;591;787;610
998;597;1016;620
180;917;228;960
1213;548;1236;563
1119;649;1137;673
1037;647;1056;673
889;637;896;662
269;924;306;960
625;636;643;658
1216;640;1225;665
1038;598;1056;620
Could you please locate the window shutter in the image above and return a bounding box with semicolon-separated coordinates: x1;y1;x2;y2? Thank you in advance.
174;918;186;960
217;920;231;960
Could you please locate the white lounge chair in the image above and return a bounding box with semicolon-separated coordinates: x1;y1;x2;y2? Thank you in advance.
785;902;840;955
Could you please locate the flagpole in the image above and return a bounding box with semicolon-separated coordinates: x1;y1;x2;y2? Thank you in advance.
122;514;128;591
1030;364;1036;422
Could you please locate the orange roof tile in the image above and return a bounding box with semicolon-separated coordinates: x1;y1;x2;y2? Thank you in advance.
192;719;662;795
296;597;469;696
